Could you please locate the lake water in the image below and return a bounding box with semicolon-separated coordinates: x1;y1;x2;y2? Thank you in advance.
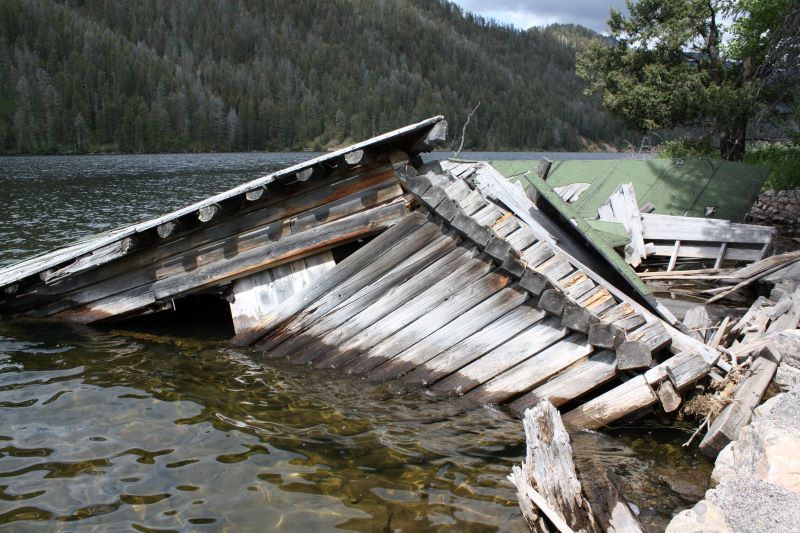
0;151;707;532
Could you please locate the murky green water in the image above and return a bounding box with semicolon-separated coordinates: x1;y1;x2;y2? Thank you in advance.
0;153;711;531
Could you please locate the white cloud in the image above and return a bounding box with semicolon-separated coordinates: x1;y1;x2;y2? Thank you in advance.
451;0;629;33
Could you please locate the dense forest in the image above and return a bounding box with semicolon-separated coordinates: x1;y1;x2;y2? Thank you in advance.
0;0;632;154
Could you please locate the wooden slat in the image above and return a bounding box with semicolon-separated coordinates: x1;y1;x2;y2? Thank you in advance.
472;163;555;244
650;243;764;262
562;375;657;429
401;305;546;386
505;226;538;252
432;317;567;394
273;233;463;362
152;200;412;302
366;286;529;381
343;269;513;375
466;333;593;404
642;213;776;243
510;351;617;414
291;244;472;364
312;251;492;369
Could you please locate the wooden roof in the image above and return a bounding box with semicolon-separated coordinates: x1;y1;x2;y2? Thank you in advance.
0;116;446;291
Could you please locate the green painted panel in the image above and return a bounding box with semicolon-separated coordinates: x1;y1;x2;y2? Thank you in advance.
544;158;770;222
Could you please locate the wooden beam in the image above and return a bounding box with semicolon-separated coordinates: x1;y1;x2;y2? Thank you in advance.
402;305;546;387
562;375;658;429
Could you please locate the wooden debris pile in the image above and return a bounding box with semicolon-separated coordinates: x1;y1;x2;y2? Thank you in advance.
639;250;800;306
673;274;800;457
590;182;776;272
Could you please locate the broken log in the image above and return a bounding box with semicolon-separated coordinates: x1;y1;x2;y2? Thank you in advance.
508;401;600;533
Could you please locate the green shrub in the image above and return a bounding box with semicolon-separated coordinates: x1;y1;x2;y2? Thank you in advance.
657;137;716;159
743;142;800;191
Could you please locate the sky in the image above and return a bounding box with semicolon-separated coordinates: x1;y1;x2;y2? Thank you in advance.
450;0;630;33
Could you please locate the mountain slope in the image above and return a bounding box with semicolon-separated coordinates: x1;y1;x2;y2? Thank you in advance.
0;0;629;153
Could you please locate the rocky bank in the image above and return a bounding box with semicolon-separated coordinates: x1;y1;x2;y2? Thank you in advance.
666;386;800;532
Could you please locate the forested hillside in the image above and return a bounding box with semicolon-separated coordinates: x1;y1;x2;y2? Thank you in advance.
0;0;631;154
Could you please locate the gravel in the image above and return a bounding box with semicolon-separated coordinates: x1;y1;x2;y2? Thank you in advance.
708;477;800;533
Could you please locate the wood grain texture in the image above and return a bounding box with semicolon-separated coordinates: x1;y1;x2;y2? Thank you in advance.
466;333;593;405
509;351;617;414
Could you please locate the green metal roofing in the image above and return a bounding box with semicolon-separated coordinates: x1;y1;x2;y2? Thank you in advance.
489;160;653;297
542;158;770;222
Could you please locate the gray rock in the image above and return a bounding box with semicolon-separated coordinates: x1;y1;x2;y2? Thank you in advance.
707;477;800;533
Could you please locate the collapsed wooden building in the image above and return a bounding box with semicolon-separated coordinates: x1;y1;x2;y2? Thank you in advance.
0;116;726;429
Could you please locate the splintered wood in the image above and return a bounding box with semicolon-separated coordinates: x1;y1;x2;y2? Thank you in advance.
509;401;643;533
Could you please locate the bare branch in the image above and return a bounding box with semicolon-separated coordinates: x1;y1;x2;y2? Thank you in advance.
453;101;480;158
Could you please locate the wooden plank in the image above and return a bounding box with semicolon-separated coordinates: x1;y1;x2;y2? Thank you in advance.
506;226;538;252
536;254;573;281
274;233;463;363
472;163;556;244
229;251;336;334
312;251;493;369
366;286;528;381
559;271;595;299
650;243;764;262
40;237;135;285
231;211;432;345
522;241;555;267
562;375;658;429
472;204;504;226
432;317;568;395
289;243;470;363
642;213;775;243
509;351;617;414
343;269;513;375
401;305;547;386
155;183;405;281
466;333;593;405
576;286;615;315
491;212;521;237
152;200;412;303
625;320;671;351
643;349;710;388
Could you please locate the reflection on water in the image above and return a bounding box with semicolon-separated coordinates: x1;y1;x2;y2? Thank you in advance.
0;152;708;531
0;320;527;531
